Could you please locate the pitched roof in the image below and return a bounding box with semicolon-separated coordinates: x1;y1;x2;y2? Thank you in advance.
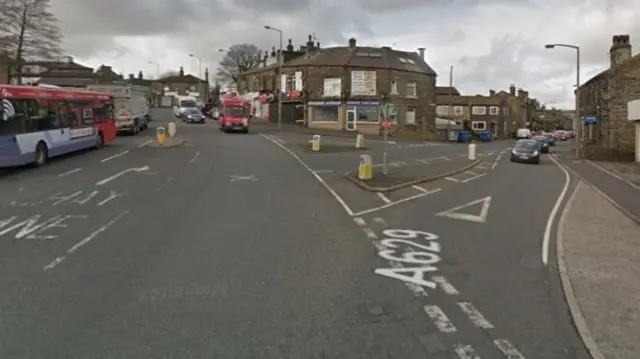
26;60;91;70
36;77;97;87
157;74;206;83
437;95;502;106
436;86;460;95
281;46;436;75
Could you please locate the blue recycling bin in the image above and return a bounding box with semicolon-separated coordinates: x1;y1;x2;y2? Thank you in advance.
479;132;492;142
457;131;471;143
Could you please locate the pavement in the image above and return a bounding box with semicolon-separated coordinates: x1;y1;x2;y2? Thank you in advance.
558;181;640;359
1;114;627;359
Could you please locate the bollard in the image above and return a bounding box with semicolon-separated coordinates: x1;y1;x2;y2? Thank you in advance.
312;134;321;152
156;126;166;146
355;133;365;148
167;122;177;137
358;154;373;180
468;142;476;160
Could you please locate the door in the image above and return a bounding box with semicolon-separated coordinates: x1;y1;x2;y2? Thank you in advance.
346;109;356;131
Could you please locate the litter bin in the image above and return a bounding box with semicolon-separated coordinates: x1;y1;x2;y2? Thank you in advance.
479;132;492;142
457;131;471;143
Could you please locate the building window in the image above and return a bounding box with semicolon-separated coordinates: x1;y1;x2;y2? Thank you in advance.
405;107;416;124
350;106;378;122
471;121;486;131
453;106;463;115
390;81;398;94
489;106;499;115
472;106;486;115
406;82;417;97
312;106;339;122
436;105;449;116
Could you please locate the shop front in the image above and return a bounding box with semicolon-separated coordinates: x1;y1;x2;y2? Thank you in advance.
307;100;342;130
345;100;380;135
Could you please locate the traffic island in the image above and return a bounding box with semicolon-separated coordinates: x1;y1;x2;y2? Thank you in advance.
144;137;187;148
344;159;481;192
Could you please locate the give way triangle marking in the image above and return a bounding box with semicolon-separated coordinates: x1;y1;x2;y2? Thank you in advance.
434;196;492;223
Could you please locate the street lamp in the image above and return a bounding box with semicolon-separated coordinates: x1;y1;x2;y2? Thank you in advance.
148;61;159;79
545;43;581;158
189;53;202;80
265;25;283;129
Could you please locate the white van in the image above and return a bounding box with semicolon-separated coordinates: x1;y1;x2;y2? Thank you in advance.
173;96;198;117
516;128;531;139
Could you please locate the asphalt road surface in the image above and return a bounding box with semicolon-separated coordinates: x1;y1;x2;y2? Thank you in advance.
0;117;591;359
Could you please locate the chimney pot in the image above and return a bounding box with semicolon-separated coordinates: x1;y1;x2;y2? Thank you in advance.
417;47;425;60
316;41;320;48
179;66;184;76
489;89;495;96
348;37;356;49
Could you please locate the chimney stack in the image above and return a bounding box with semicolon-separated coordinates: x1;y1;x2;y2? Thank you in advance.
489;89;495;96
128;73;134;80
348;37;356;50
137;70;143;79
509;84;515;96
179;66;184;77
286;38;294;52
306;34;314;51
205;68;209;82
610;34;632;68
417;48;425;60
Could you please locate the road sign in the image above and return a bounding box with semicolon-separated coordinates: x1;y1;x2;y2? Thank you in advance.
583;116;598;125
381;120;392;129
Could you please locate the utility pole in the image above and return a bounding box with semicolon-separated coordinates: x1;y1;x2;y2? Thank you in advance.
446;66;453;141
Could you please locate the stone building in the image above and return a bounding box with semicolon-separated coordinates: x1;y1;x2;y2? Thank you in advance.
578;34;638;160
238;37;437;135
152;66;210;104
435;85;539;138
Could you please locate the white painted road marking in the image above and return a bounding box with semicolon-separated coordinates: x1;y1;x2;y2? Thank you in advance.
458;302;494;329
493;339;525;358
434;196;492;223
372;241;429;296
96;166;150;186
492;152;503;169
377;192;392;203
43;211;129;271
229;175;258;182
57;168;81;177
100;150;129;162
138;140;152;147
156;177;173;191
453;344;481;359
312;169;334;174
424;305;457;333
188;151;200;163
432;276;459;295
544;155;571;266
353;188;442;217
96;190;124;206
362;228;377;239
353;217;366;226
261;134;355;216
445;177;459;182
412;185;429;193
373;217;387;226
461;173;486;183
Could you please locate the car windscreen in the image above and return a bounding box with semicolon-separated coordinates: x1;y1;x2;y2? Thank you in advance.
185;109;200;114
223;106;247;117
180;100;197;107
516;140;539;149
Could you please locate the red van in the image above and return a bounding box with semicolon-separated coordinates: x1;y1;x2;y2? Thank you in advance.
218;97;251;133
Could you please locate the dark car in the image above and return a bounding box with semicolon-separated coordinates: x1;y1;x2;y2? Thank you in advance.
543;132;555;146
181;108;205;123
510;139;541;164
532;135;550;153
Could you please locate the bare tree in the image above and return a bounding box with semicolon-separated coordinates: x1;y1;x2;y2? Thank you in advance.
216;44;263;83
0;0;64;84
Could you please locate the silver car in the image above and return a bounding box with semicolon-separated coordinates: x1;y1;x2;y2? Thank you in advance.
181;108;205;123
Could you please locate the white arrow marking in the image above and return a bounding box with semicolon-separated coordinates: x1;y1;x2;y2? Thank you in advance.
434;196;491;223
96;166;150;186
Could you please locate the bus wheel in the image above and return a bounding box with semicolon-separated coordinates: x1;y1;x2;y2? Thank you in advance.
96;132;104;148
34;142;48;167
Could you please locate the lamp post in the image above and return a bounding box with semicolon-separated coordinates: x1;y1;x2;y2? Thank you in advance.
264;25;283;129
189;53;202;80
545;43;581;158
447;65;453;141
148;61;159;79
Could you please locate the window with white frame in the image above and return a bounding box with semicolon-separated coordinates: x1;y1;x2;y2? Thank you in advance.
471;121;486;130
405;107;416;124
436;105;449;115
406;82;417;97
489;106;499;115
390;80;398;94
453;106;463;115
472;106;486;115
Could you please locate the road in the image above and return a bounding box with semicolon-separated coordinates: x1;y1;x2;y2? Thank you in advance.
0;116;592;359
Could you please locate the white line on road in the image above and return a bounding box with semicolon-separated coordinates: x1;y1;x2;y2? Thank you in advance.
458;302;494;329
269;135;286;144
445;177;459;182
156;177;173;191
493;339;525;358
377;192;392;203
138;139;152;147
189;151;200;163
412;185;429;193
353;217;366;226
312;169;334;174
96;190;124;206
362;228;377;239
424;305;457;333
353;188;442;217
543;155;571;266
44;210;129;271
492;152;503;169
260;134;355;216
57;168;81;177
464;171;480;176
432;276;459;295
461;174;486;183
453;344;481;359
373;217;387;226
373;241;429;296
587;160;640;191
100;150;129;162
96;166;150;186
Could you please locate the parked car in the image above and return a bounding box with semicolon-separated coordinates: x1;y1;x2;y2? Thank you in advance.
532;135;551;153
510;139;541;164
554;130;568;141
543;132;555;146
180;108;206;123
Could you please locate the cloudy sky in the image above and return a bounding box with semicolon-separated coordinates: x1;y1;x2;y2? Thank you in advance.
50;0;639;108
